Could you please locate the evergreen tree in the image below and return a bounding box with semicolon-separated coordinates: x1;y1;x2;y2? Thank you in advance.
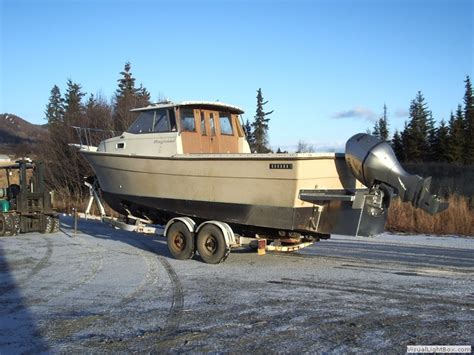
372;121;380;138
427;112;437;161
377;104;389;141
64;79;86;125
432;120;450;162
113;62;150;132
463;75;474;164
44;85;64;125
400;121;414;163
244;119;256;152
373;105;389;141
391;130;404;161
251;88;273;153
403;91;432;162
447;106;464;163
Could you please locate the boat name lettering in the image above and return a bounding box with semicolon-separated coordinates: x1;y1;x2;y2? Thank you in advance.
154;139;174;144
269;163;293;170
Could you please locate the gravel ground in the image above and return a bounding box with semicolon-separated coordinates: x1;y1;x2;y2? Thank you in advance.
0;216;472;353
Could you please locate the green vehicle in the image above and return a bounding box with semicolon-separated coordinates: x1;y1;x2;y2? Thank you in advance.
0;158;59;236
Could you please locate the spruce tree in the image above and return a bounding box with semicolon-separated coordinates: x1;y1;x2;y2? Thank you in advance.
391;130;405;162
404;91;432;162
377;104;389;141
427;112;437;161
45;85;64;125
113;62;151;132
400;121;414;163
244;119;256;152
447;106;464;163
432;120;450;162
372;121;380;138
463;75;474;164
251;88;273;153
64;79;86;125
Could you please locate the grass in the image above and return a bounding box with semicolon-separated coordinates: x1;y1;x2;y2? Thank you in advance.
387;194;474;236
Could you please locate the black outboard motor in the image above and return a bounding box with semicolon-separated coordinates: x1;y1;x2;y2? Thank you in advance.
345;133;448;215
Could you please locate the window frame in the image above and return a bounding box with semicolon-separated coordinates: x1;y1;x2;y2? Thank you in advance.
218;112;234;136
179;108;197;133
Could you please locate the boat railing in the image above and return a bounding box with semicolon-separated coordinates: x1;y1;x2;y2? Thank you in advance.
72;126;119;151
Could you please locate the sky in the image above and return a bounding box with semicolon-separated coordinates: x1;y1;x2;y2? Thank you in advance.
1;0;473;151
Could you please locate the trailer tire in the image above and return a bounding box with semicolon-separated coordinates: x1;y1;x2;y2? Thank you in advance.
167;221;195;260
197;224;228;264
51;217;60;233
0;215;6;237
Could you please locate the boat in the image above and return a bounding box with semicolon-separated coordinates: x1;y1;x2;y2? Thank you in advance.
76;101;447;263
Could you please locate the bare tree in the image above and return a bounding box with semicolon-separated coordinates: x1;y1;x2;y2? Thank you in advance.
296;140;315;153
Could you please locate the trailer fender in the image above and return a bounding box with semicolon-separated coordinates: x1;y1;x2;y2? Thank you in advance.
196;221;236;248
164;217;196;237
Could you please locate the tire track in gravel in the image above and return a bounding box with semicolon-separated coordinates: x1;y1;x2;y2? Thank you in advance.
158;256;184;336
268;278;474;308
132;239;184;336
42;232;162;342
0;230;105;314
0;236;54;296
57;227;160;310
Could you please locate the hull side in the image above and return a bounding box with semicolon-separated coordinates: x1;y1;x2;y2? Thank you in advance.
83;151;385;237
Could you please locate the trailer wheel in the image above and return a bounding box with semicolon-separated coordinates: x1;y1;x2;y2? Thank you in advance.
197;224;228;264
167;221;195;260
46;216;60;233
0;215;6;237
51;217;60;233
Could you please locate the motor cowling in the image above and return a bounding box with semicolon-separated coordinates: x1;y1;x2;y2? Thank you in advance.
345;133;448;215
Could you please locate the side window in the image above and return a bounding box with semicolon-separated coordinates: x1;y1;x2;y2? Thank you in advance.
127;111;154;133
169;109;177;131
219;112;233;135
153;110;170;132
180;108;196;132
209;113;216;136
234;115;245;137
200;112;207;136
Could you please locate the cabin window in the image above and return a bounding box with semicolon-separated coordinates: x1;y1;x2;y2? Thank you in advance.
153;110;170;132
219;113;233;135
200;112;207;136
209;113;216;136
180;109;196;132
127;109;174;134
128;111;155;133
235;115;245;137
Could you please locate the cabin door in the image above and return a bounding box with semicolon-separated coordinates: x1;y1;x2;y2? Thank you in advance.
198;110;219;153
199;110;210;153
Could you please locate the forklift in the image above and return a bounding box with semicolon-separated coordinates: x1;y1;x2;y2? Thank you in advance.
0;158;59;236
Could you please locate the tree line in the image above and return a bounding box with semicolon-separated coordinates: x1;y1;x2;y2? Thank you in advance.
43;63;150;208
373;76;473;165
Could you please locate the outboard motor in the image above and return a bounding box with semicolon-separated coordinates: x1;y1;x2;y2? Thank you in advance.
345;133;448;215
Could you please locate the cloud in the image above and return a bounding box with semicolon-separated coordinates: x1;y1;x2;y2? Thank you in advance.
394;108;409;118
331;106;377;122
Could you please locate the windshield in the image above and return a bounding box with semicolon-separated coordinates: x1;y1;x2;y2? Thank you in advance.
127;109;176;134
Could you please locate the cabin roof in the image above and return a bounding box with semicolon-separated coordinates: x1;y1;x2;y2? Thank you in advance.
130;101;245;114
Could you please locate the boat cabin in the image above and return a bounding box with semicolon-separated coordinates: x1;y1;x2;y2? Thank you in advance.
103;101;251;156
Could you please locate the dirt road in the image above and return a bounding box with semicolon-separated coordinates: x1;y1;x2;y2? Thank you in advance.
1;217;472;353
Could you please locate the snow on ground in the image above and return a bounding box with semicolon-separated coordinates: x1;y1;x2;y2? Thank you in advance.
0;217;472;353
